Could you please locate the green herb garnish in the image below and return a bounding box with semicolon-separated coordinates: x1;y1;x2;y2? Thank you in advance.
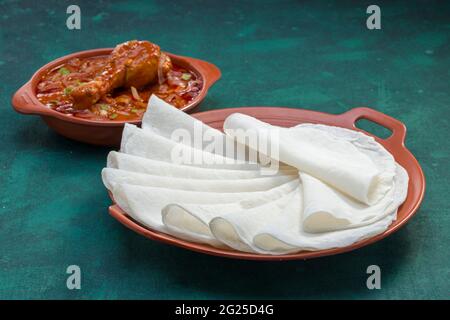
131;108;139;113
109;113;118;119
181;73;191;81
59;67;70;75
99;104;110;111
63;87;73;95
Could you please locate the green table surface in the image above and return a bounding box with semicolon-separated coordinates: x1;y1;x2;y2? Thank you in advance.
0;0;449;299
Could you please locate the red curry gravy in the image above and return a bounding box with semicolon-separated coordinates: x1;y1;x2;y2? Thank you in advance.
36;56;202;121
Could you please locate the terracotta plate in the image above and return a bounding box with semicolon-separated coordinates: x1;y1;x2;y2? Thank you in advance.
108;106;425;260
11;48;221;146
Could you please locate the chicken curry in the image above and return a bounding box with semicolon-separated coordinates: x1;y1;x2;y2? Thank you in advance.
36;40;202;121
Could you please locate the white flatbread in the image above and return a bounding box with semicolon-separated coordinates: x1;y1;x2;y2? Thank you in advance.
105;101;409;255
111;180;299;246
107;151;296;179
142;95;248;161
209;165;407;254
102;167;296;193
224;113;395;205
121;123;260;170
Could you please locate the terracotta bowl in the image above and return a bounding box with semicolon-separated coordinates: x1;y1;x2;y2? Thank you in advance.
11;48;221;146
108;106;426;260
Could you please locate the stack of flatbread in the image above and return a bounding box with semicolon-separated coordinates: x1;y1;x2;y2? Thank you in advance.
102;95;408;254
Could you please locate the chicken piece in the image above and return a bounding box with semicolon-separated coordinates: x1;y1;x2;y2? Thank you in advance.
71;40;172;109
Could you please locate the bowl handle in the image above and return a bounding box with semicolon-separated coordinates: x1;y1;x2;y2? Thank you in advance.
337;107;407;147
12;81;54;116
188;58;221;89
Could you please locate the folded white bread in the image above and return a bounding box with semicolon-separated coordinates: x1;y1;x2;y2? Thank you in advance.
112;180;299;246
252;189;398;254
103;96;409;255
107;151;295;180
224;113;394;205
161;180;299;246
210;164;408;254
102;167;296;193
209;189;299;253
294;124;406;233
157;122;406;244
121;123;260;170
142;95;249;161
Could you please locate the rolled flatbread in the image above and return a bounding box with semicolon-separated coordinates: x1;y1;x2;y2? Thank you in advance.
224;113;395;205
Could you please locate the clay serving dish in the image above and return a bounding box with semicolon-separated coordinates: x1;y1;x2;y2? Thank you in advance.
11;48;221;146
108;106;425;260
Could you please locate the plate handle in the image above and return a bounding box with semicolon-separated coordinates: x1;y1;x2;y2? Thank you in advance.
338;107;407;147
11;81;54;116
188;58;221;90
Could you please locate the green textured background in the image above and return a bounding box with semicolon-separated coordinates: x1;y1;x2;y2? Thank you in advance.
0;0;449;299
